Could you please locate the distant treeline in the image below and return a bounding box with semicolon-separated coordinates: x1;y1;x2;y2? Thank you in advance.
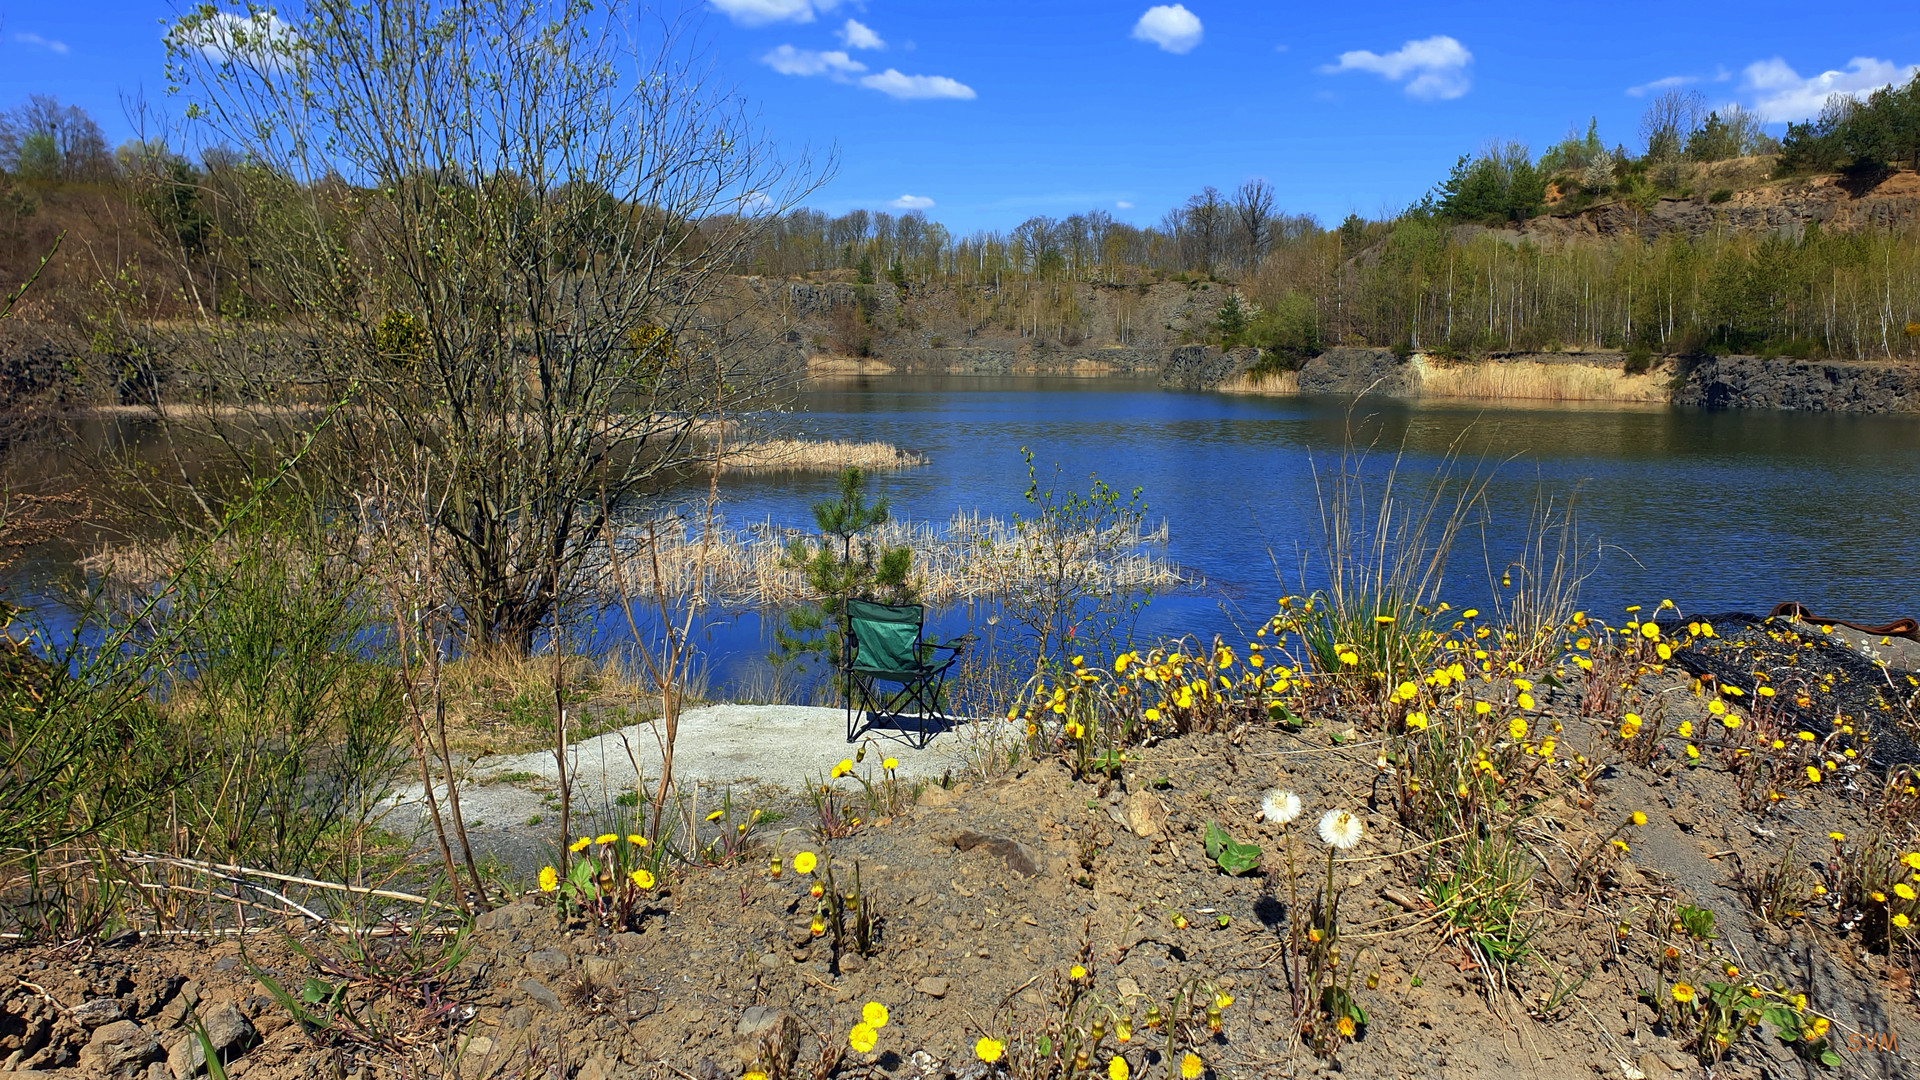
5;79;1920;366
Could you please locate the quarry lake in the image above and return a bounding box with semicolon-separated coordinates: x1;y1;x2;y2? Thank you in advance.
678;375;1920;698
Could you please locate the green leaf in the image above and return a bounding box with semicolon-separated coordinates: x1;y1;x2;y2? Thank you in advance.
193;1023;228;1080
1204;821;1228;861
1820;1048;1841;1068
1204;821;1262;876
1268;702;1301;729
1037;1034;1053;1057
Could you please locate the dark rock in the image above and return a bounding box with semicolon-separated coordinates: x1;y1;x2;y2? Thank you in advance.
72;997;127;1028
953;830;1040;877
1296;347;1417;397
1159;344;1259;390
1675;354;1920;413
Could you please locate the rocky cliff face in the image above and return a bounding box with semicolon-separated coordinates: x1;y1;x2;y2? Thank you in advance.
1674;354;1920;412
1523;169;1920;243
1294;348;1416;396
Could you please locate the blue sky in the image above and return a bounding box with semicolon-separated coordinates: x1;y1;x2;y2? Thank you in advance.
4;2;1918;231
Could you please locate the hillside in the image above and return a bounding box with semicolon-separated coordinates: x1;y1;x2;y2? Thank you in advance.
1519;162;1920;243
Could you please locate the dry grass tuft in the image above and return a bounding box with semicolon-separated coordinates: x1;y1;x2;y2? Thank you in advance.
1215;370;1301;395
1414;357;1668;403
719;438;926;472
591;511;1187;609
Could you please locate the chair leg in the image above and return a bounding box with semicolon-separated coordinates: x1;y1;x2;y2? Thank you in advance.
846;672;867;744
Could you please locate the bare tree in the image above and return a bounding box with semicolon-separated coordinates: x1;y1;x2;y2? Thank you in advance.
0;96;116;182
1180;186;1227;274
153;0;822;653
1233;179;1275;271
1640;89;1705;162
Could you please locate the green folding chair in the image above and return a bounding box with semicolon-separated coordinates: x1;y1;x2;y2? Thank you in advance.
843;600;964;748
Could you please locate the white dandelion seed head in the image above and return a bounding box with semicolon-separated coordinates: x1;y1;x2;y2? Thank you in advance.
1318;808;1365;850
1261;790;1302;824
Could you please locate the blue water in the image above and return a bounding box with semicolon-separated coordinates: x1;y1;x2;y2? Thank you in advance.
17;378;1920;701
652;376;1920;697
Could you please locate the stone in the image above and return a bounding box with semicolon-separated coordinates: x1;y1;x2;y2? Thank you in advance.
72;997;127;1028
205;1004;255;1055
836;953;865;974
917;784;951;808
1123;791;1165;838
463;1036;494;1058
736;1007;785;1039
1114;977;1141;999
166;1003;255;1079
952;830;1039;877
757;953;781;971
525;948;569;975
520;979;562;1010
914;977;949;998
83;1020;160;1079
166;1004;254;1079
502;1006;532;1031
582;957;618;984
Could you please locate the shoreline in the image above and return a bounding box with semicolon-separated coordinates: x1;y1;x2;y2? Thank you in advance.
801;346;1920;413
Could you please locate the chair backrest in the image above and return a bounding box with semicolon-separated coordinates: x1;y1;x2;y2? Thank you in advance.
846;600;924;673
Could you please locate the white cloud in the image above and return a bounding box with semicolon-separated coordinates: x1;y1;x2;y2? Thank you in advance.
859;69;977;100
761;44;866;79
1322;35;1473;100
840;19;884;50
168;11;300;69
1742;56;1920;122
765;49;975;101
708;0;840;27
889;194;935;210
1116;200;1135;209
13;32;70;55
1626;74;1697;97
1132;5;1203;55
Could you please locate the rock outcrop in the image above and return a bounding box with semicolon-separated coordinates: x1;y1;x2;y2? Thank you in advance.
1674;354;1920;412
1295;348;1417;397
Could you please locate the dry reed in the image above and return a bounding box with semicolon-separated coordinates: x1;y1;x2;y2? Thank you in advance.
717;438;927;472
1215;370;1301;395
1413;358;1668;403
586;511;1188;609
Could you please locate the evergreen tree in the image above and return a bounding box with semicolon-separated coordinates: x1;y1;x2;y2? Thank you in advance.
775;468;916;680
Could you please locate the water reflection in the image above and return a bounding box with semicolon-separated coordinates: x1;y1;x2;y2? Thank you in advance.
21;378;1920;701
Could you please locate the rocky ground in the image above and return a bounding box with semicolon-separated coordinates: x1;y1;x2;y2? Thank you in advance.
7;616;1920;1080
